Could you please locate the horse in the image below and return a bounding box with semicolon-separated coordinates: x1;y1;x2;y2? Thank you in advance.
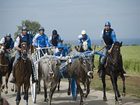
74;41;95;95
37;56;61;102
13;42;32;105
0;45;12;94
48;56;93;105
100;41;126;104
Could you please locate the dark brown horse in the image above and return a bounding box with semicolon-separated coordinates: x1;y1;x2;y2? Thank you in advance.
13;42;32;105
100;41;126;104
0;45;11;94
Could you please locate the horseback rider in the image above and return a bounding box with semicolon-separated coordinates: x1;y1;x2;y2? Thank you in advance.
49;30;61;47
32;27;50;56
78;30;92;51
55;41;68;57
10;26;37;83
98;21;126;77
0;33;14;61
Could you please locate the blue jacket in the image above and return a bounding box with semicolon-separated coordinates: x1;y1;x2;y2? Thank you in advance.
55;43;69;57
78;34;91;48
19;34;32;47
34;34;50;47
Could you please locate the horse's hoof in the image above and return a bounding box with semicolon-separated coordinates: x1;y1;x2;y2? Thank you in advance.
84;93;88;98
80;101;84;105
25;101;28;105
67;91;71;95
16;101;20;105
2;85;5;89
122;93;125;97
44;98;49;102
5;91;8;94
103;97;107;101
11;88;14;92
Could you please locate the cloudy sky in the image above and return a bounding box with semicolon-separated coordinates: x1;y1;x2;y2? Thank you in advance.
0;0;140;41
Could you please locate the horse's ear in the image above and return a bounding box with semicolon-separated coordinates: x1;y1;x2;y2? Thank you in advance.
120;41;123;47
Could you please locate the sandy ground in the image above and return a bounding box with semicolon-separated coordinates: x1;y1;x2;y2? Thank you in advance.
1;80;140;105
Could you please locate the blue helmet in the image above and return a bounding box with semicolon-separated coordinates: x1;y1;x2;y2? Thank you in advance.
105;21;111;27
57;43;64;49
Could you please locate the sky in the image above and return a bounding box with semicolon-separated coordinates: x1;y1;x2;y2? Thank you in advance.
0;0;140;41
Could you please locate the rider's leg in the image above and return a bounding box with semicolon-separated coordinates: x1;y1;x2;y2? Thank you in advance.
10;51;20;83
98;48;108;78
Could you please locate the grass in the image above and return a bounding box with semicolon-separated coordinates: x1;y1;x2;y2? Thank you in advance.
121;46;140;74
91;45;140;98
91;73;140;98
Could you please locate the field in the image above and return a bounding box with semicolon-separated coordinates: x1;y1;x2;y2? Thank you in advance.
91;45;140;98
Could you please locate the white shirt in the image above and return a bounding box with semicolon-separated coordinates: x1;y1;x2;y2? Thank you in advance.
32;33;40;46
0;37;5;44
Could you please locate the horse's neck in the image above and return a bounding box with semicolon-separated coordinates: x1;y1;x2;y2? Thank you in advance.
0;55;7;64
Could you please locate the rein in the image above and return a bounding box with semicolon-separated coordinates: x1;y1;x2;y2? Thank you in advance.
0;63;8;67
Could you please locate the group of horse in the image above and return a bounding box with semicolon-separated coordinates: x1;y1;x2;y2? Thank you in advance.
0;41;126;105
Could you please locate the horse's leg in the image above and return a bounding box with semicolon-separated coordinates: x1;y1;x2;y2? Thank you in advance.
84;79;90;98
23;84;29;105
16;86;21;105
111;76;119;102
120;74;126;96
115;76;122;105
44;80;48;102
49;80;57;105
102;74;107;101
57;78;61;92
76;80;84;105
5;73;9;94
67;78;71;95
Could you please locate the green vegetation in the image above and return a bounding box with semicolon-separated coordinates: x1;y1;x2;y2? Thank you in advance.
121;46;140;74
14;20;41;39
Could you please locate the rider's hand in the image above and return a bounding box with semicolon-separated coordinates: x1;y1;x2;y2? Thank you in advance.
108;49;111;53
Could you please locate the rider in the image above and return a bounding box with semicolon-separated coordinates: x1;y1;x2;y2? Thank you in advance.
32;27;50;56
98;21;125;77
10;26;37;83
49;30;61;47
78;30;92;51
0;33;14;61
55;40;68;57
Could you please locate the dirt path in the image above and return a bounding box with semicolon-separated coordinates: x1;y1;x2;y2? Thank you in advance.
1;81;140;105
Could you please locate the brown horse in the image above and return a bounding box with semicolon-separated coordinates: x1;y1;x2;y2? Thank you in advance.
13;42;32;105
100;41;126;104
0;45;11;94
48;57;93;105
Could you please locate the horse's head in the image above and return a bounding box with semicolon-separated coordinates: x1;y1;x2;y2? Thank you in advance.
109;41;122;65
0;45;5;57
79;57;94;79
111;41;122;55
82;41;88;51
20;42;28;60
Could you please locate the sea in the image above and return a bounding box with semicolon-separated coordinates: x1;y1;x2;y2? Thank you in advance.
65;38;140;46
